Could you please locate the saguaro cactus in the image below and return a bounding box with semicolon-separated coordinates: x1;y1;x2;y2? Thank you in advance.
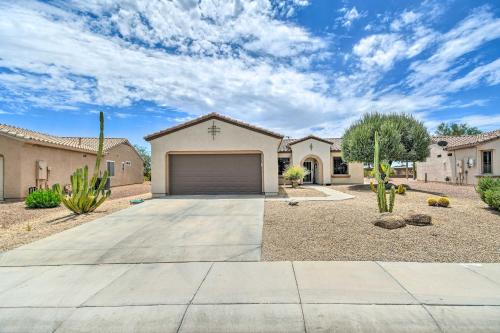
373;131;396;213
56;112;111;214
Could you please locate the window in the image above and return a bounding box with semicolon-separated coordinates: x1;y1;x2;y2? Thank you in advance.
482;151;492;174
107;161;115;177
333;157;348;175
278;158;290;175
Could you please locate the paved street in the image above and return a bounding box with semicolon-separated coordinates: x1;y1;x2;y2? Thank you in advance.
1;198;500;332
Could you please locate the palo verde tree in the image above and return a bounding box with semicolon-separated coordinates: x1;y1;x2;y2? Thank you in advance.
341;113;431;170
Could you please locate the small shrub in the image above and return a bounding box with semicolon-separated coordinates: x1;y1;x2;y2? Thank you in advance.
396;184;406;195
484;189;500;210
437;197;450;207
283;165;309;188
369;181;377;193
25;189;61;209
477;177;500;203
427;197;438;206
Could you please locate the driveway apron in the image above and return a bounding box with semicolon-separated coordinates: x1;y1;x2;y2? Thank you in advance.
0;196;265;266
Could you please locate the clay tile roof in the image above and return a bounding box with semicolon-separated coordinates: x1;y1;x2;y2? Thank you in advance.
0;123;129;153
60;137;128;152
279;136;342;152
431;129;500;150
144;112;284;141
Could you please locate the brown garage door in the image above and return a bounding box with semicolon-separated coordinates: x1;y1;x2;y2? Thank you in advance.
169;154;262;195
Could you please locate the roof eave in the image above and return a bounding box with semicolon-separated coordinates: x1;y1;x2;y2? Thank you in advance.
144;113;284;141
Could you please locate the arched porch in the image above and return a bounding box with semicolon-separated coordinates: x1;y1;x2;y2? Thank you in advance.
300;154;324;185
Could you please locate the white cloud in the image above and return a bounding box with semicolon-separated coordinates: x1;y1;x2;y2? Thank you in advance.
338;6;365;28
390;10;422;31
408;6;500;89
353;34;408;71
0;1;499;136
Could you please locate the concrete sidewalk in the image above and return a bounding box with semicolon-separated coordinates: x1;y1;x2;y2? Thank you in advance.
1;261;500;332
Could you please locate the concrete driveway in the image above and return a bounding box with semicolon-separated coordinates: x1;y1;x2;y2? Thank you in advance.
0;196;265;265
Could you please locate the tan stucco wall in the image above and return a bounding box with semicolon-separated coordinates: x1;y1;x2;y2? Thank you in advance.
417;138;500;185
0;136;22;199
290;139;331;185
0;135;143;199
330;151;364;184
149;119;282;195
100;143;144;187
416;144;453;183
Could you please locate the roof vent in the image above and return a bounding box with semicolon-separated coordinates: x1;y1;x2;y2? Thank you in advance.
78;137;82;146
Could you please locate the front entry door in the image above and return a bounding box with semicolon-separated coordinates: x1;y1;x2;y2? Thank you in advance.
303;161;313;183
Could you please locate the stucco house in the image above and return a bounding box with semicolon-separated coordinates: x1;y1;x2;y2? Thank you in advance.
416;129;500;185
0;124;144;200
145;113;363;196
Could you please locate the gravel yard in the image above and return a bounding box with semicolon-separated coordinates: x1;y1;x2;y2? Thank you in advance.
389;178;479;200
278;185;327;198
0;182;151;251
262;183;500;262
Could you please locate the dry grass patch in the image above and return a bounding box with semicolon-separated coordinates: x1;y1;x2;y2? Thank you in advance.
263;184;500;262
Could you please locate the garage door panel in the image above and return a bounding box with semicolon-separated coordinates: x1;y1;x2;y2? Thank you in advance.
169;154;262;195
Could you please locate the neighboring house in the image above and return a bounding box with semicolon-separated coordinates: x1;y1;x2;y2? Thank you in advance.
416;129;500;185
145;113;363;196
0;124;144;200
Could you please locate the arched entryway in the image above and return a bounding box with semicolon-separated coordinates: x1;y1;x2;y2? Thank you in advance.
300;155;323;184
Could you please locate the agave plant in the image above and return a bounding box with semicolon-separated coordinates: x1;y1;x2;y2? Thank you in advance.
55;112;111;214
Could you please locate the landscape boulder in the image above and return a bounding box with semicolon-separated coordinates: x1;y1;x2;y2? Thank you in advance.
405;212;432;226
372;213;406;229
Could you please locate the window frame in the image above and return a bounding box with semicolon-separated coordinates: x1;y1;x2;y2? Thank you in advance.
278;157;290;176
482;150;493;174
333;156;349;175
106;160;115;177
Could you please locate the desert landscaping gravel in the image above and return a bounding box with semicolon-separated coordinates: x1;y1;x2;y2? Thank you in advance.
0;183;151;251
278;186;327;198
262;183;500;262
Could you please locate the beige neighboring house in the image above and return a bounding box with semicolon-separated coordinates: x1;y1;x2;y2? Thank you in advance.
417;129;500;185
0;124;144;200
144;113;363;196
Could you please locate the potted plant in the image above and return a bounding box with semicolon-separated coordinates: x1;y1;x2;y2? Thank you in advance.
283;165;309;188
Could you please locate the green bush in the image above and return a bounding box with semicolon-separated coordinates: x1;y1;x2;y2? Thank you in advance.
477;177;500;201
484;189;500;210
25;189;61;208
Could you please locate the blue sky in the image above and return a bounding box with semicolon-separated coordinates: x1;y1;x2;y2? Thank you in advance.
0;0;499;148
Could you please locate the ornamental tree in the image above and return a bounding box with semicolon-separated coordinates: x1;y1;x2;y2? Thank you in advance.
341;113;431;164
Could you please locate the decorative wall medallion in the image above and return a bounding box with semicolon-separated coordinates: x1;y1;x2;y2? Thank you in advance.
208;120;221;140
